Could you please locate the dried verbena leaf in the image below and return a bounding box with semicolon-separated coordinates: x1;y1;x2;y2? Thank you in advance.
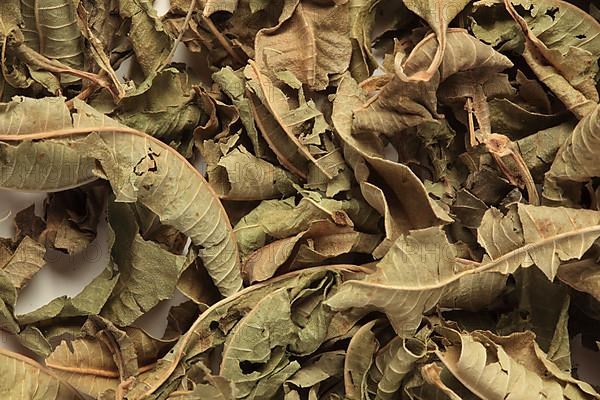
118;0;174;95
200;142;298;200
480;204;600;280
81;316;140;381
451;189;489;229
0;348;85;399
516;121;574;182
124;267;354;399
327;226;505;336
436;328;600;399
496;268;571;371
177;260;221;308
254;0;352;90
16;265;118;324
504;0;600;119
133;202;189;254
20;0;84;84
194;88;239;144
352;30;513;136
0;236;45;290
375;336;427;400
45;338;122;397
75;1;127;99
329;203;600;336
171;365;235;400
487;97;566;138
101;200;191;327
477;206;524;261
544;104;600;204
399;0;471;81
0;0;21;35
557;259;600;303
347;0;380;81
0;99;242;297
247;90;311;179
333;74;453;256
234;193;380;260
284;350;345;397
242;219;380;283
344;319;380;400
100;68;206;146
212;66;270;158
0;97;97;190
40;182;107;255
245;63;335;179
219;288;300;399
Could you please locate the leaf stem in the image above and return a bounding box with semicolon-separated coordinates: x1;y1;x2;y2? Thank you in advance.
161;0;197;70
485;133;540;205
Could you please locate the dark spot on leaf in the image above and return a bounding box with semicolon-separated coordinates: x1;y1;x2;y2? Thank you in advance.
239;360;265;374
133;148;160;176
545;7;559;20
576;34;587;39
209;320;220;331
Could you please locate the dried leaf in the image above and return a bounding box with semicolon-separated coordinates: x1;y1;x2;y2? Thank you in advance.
352;30;513;136
255;0;352;90
0;348;85;399
21;0;84;84
399;0;471;81
0;98;242;297
242;219;380;283
504;0;600;119
436;328;600;399
544;104;600;204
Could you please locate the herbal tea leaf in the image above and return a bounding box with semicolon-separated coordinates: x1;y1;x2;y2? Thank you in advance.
0;348;85;399
436;328;600;399
0;100;242;297
2;1;600;398
255;0;352;90
400;0;471;81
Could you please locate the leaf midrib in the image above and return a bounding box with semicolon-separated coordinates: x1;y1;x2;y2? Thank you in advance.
351;224;600;292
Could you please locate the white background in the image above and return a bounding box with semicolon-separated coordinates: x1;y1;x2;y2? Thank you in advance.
0;0;598;386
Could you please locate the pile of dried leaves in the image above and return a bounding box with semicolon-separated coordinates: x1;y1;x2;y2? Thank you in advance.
1;0;600;398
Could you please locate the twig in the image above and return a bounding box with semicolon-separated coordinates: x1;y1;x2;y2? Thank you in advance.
161;0;197;70
201;14;244;65
465;97;477;148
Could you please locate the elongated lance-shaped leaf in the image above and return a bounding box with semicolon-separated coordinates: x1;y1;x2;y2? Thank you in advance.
376;337;427;399
436;329;600;400
45;338;122;397
481;204;600;280
245;62;334;179
327;204;600;336
344;319;380;400
0;97;97;191
400;0;471;81
219;288;299;399
20;0;84;82
124;266;359;399
0;99;242;297
503;0;600;119
544;103;600;203
254;0;352;91
352;29;513;136
0;348;85;399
